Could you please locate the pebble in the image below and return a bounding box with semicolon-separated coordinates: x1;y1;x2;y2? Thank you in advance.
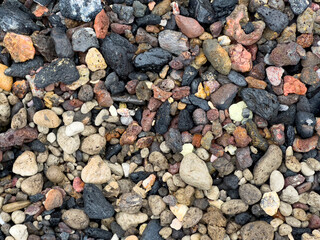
175;15;204;38
33;109;61;128
134;48;172;72
211;83;238;110
44;189;63;210
72;28;99;52
45;165;65;183
21;174;43;196
158;30;189;55
65;122;84;137
50;27;74;59
9;224;28;240
260;191;280;216
241;221;274;240
80;134;106;155
266;66;284;86
62;209;90;230
116;212;148;230
11;211;25;224
57;126;80;154
85;48;107;72
149;195;166;216
81;155;111;184
289;0;309;15
281;186;300;204
179;153;213;190
12;151;38;176
257;6;289;33
269;42;305;67
141;220;163;240
270;170;285;192
221;199;248;215
0;64;13;91
253;145;282;185
94;9;109;39
239;184;262;205
203;39;231;75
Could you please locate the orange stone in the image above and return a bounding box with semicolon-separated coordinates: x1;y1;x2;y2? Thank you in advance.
136;136;154;148
233;126;251;148
245;76;267;89
283;76;307;96
152;85;172;102
293;135;319;153
94;9;110;39
146;25;160;33
33;5;49;17
0;64;13;91
12;80;29;98
297;33;313;48
175;15;204;38
73;177;85;193
4;32;35;62
44;189;63;210
192;134;202;148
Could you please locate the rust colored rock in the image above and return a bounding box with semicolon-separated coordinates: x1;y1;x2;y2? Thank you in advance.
172;86;190;100
44;189;63;210
125;79;139;94
283;76;307;96
293;135;319;152
110;23;132;35
136;136;154;148
245;76;267;89
175;15;204;38
0;64;13;92
33;5;48;17
152;85;172;102
209;143;224;157
229;44;252;72
297;33;313;48
224;5;265;46
233;126;251;148
12;80;29;99
192;134;202;148
120;121;142;145
4;32;35;62
147;97;162;111
0;127;38;149
94;9;110;39
93;81;113;107
217;133;235;147
141;109;156;132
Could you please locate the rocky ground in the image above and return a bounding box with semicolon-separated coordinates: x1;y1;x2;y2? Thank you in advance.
1;0;320;239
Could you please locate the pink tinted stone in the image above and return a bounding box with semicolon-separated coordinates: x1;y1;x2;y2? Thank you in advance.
73;177;85;193
175;15;204;38
266;66;284;86
229;44;252;72
141;109;156;132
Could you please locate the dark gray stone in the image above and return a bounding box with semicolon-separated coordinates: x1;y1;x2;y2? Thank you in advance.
141;220;163;240
34;58;80;88
178;109;194;132
228;70;247;87
296;111;316;139
134;48;172;72
85;228;113;239
182;66;198;86
72;27;99;52
51;27;74;58
155;101;171;134
189;0;215;24
257;6;289;33
5;56;43;78
112;4;134;23
288;0;309;15
241;88;279;121
165;128;183;153
83;184;115;219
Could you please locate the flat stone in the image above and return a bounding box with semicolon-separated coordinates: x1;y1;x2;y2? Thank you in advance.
81;155;111;184
158;30;189;55
270;170;284;192
33;109;61;128
2;201;31;213
241;221;274;240
4;56;43;78
134;48;172;72
211;83;238;110
179;153;213;190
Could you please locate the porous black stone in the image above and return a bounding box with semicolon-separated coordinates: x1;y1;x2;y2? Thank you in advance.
4;56;44;78
295;111;316;139
257;6;289;33
241;88;279;121
83;184;115;219
178;109;194;132
105;144;122;160
85;228;113;240
189;95;209;111
101;33;136;78
189;0;215;24
130;171;152;183
34;58;80;88
155;101;172;134
29;140;46;153
288;0;309;15
212;0;238;20
235;212;252;225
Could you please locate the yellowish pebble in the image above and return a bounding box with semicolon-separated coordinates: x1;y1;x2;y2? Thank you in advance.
0;64;13;91
85;48;107;71
195;82;206;99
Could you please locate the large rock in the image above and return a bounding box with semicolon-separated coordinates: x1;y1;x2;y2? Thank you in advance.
257;6;289;33
253;145;283;185
34;58;80;88
188;0;215;24
100;33;136;78
134;48;172;72
221;199;248;215
179;153;213;190
59;0;102;22
241;88;279;121
203;39;231;75
0;3;39;34
4;56;43;78
241;221;274;240
84;184;114;219
80;134;106;155
21;173;43;196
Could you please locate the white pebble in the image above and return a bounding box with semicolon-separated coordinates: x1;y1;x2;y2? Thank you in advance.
47;132;56;143
109;105;117;116
65;122;85;137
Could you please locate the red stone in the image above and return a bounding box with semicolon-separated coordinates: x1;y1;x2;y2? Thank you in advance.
229;44;252;72
120;121;142;145
94;9;110;39
246;44;258;61
233;126;251;148
293;135;319;152
147;97;162;111
44;189;63;210
110;23;132;35
175;15;204;38
0;127;38;149
93;81;113;107
283;75;307;96
309;215;320;229
141;109;156;132
172;86;190;100
125;79;139;94
297;33;313;48
210;21;223;38
284;174;305;187
62;99;83;111
73;177;84;193
207;109;219;121
152;85;172;102
270;124;285;145
192;133;202;148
